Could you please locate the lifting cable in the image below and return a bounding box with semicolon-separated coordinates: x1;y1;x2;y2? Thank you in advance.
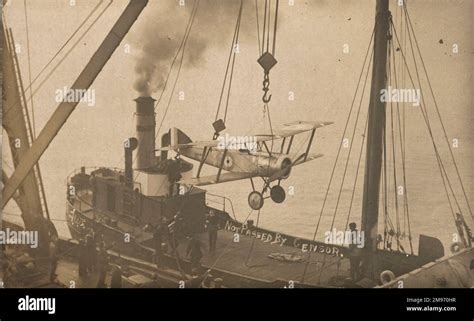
257;0;279;104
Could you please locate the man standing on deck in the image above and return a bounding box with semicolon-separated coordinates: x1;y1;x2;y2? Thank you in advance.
348;222;362;282
186;235;203;273
48;236;59;282
85;230;97;273
206;210;219;254
96;242;109;288
168;158;182;197
78;238;88;277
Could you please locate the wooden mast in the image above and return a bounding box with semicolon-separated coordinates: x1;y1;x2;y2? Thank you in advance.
360;0;390;277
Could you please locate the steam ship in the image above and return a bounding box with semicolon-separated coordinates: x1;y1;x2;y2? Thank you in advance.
2;0;472;289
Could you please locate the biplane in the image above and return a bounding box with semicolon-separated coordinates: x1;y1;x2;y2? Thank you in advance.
161;120;333;210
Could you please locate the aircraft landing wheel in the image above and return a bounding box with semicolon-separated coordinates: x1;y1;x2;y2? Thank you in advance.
248;191;264;210
270;185;286;203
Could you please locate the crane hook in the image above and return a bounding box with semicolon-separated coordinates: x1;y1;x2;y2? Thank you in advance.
262;72;272;103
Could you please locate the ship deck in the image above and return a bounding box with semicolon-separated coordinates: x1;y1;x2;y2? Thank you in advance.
174;230;351;287
70;190;353;287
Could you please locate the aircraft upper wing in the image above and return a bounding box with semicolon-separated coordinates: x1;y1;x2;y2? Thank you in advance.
158;120;334;150
250;120;334;142
178;172;257;186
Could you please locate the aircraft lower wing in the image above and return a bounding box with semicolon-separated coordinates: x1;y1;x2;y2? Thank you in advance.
179;172;257;186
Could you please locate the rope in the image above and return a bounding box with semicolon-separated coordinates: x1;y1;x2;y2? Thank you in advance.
389;33;413;253
300;25;376;282
23;0;35;137
22;0;104;95
386;40;401;251
223;1;243;124
4;0;112;124
403;4;473;219
390;19;460;224
155;0;200;137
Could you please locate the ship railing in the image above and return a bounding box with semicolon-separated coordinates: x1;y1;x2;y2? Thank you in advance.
66;166;125;183
65;166;143;192
70;188;141;226
205;193;237;221
66;166;142;225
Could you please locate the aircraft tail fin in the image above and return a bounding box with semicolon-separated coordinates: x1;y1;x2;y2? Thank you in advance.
160;128;192;151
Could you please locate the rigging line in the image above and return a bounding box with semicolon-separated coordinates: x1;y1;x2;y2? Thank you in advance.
207;208;256;271
403;5;473;219
23;0;35;138
387;40;401;251
344;94;370;232
149;2;200;185
156;0;200;137
390;36;413;253
4;0;112;123
329;39;373;233
392;19;463;218
130;0;198;176
153;0;198;113
214;0;243;122
223;0;244;124
3;2;112;136
23;0;104;96
272;0;279;56
382;114;389;236
300;25;376;283
394;17;460;220
390;20;459;221
389;78;401;251
244;208;266;268
255;0;262;56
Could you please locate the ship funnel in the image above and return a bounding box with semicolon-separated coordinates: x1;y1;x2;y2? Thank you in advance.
135;96;156;169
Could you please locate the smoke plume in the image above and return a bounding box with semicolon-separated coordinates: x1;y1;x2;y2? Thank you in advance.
133;0;245;96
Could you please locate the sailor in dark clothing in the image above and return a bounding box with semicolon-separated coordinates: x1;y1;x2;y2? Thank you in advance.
96;242;109;288
48;237;59;282
78;239;88;277
186;236;203;272
206;210;219;254
348;222;362;282
85;231;97;273
168;158;182;196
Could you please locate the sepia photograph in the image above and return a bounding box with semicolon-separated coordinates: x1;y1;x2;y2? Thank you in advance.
1;0;473;320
